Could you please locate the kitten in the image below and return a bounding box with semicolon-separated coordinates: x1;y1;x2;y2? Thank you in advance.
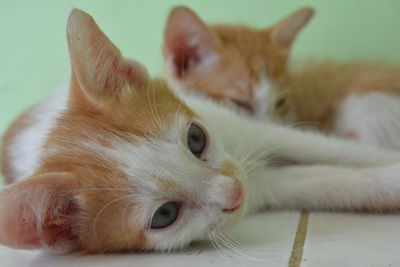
163;6;400;150
2;9;400;254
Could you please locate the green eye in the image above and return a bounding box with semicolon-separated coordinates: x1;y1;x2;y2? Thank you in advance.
187;123;207;158
150;201;180;229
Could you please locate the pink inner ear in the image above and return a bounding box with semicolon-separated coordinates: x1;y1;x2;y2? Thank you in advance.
164;7;218;78
167;36;201;78
42;199;79;248
0;175;80;250
93;49;147;93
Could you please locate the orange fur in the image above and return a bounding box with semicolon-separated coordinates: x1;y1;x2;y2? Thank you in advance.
274;61;400;132
164;7;400;134
163;7;308;109
218;160;236;178
164;11;286;106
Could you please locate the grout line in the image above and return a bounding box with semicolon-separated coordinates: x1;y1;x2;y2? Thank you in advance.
288;211;309;267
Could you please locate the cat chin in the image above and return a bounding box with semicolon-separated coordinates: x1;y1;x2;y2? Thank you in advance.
208;206;246;236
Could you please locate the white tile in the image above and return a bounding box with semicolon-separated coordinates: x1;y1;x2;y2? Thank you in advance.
0;211;299;267
303;212;400;267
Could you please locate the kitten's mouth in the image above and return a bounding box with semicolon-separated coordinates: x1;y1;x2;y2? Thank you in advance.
222;203;241;213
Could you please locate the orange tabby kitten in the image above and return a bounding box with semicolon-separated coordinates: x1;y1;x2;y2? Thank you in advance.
163;6;400;150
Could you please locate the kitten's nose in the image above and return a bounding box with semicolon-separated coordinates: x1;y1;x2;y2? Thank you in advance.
222;184;243;213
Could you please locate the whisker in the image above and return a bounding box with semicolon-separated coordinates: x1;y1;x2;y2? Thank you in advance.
285;120;323;129
215;232;273;263
71;187;132;192
121;198;134;249
209;232;235;265
92;195;132;246
146;80;164;137
151;81;165;132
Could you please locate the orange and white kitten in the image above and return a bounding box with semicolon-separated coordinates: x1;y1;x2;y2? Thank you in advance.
3;9;400;254
163;6;400;150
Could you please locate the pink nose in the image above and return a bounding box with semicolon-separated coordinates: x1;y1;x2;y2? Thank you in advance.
222;184;243;213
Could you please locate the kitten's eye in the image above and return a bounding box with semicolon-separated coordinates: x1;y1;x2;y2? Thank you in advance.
275;97;286;109
229;99;253;113
151;201;181;229
187;123;207;158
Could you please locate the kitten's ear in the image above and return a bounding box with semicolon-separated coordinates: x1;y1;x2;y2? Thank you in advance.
67;8;149;107
266;7;314;49
163;6;220;78
0;173;81;251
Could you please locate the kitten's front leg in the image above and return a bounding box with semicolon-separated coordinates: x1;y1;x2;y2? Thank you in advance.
245;164;400;213
261;123;400;167
200;97;400;167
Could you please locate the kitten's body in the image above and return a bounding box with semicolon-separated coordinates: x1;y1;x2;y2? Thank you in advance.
3;9;400;254
2;90;67;182
163;7;400;151
281;61;400;150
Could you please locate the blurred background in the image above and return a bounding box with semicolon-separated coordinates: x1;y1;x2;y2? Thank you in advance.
1;0;400;135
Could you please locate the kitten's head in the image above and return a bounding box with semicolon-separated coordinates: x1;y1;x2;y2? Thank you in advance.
163;6;314;121
0;9;246;253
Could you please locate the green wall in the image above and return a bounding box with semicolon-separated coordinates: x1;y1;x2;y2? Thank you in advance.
1;0;400;135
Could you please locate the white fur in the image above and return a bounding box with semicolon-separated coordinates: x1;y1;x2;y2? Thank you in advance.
334;92;400;150
251;163;400;211
6;89;67;181
251;73;275;122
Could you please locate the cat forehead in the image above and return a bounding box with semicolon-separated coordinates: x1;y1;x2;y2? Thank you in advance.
211;25;286;78
65;79;196;137
212;25;270;60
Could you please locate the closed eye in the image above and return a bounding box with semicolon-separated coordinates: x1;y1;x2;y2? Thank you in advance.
228;98;253;113
275;97;286;109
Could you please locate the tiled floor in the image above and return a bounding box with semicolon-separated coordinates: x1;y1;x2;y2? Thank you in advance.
303;213;400;267
2;209;400;266
0;211;300;267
